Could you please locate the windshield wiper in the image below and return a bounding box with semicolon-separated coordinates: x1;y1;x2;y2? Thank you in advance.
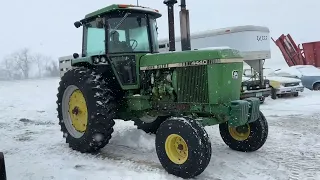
110;12;131;34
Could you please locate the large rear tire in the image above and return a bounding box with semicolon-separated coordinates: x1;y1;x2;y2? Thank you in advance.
57;67;117;153
0;152;6;180
219;111;268;152
155;117;212;178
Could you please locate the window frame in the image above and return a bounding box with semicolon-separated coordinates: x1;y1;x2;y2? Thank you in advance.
149;17;159;53
81;11;159;57
81;17;107;57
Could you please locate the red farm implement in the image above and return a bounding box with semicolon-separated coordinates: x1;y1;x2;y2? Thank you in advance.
272;34;320;68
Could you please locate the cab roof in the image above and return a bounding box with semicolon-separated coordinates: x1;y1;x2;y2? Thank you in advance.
83;4;162;21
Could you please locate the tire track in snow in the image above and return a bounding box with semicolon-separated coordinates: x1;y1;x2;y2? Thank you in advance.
270;149;320;180
264;113;320;180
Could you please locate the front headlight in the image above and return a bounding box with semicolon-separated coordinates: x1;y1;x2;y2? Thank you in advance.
94;57;100;63
242;86;247;91
299;82;303;86
101;57;107;63
265;83;269;88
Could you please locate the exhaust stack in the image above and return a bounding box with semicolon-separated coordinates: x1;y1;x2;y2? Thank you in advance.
179;0;191;51
164;0;177;51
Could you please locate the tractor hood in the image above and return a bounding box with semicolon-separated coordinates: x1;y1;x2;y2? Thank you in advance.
140;48;243;69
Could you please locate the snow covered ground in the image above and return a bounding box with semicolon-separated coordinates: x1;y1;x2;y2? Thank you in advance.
0;78;320;180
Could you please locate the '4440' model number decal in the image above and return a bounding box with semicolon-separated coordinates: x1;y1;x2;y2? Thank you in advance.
190;60;208;65
188;59;222;66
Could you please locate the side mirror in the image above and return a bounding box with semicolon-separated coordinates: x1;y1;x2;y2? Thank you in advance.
73;53;79;59
74;21;82;28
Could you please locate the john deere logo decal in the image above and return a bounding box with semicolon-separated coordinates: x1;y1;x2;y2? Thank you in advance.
232;70;238;79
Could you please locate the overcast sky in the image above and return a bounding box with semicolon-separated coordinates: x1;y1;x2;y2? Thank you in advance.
0;0;319;68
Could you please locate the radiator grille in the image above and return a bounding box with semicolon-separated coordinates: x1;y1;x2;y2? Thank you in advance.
176;66;209;103
284;82;299;87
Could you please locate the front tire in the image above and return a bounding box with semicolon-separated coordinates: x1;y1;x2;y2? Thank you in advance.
219;111;268;152
57;67;117;153
155;117;212;179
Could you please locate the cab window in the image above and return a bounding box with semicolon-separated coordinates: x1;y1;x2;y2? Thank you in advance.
107;13;150;53
85;22;105;56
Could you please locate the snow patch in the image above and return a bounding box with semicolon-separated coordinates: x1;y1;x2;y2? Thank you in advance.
110;128;155;152
1;78;320;180
96;101;103;105
195;46;231;50
266;76;301;83
94;133;104;142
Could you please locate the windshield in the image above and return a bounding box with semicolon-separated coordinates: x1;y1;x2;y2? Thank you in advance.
108;13;156;54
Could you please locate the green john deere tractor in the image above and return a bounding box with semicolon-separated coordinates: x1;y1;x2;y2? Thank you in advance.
56;1;268;178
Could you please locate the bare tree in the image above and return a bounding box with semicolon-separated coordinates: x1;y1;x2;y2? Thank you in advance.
10;48;33;79
1;55;22;80
45;59;60;77
32;53;45;77
2;57;15;79
2;48;59;79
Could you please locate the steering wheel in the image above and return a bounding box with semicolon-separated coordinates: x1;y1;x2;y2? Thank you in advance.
130;39;138;50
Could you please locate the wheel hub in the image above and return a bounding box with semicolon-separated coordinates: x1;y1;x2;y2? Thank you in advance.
228;124;251;141
236;125;248;133
72;106;80;115
177;144;184;151
165;134;188;165
68;89;88;133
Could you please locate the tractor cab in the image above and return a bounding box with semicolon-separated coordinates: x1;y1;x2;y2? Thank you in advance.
70;4;161;87
74;4;161;58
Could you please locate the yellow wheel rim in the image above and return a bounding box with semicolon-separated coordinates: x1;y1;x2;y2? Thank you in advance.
68;89;88;132
165;134;188;164
228;124;251;141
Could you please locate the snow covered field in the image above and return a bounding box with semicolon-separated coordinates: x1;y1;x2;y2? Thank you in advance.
0;78;320;180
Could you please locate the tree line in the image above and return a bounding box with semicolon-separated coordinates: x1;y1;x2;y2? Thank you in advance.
0;48;59;80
